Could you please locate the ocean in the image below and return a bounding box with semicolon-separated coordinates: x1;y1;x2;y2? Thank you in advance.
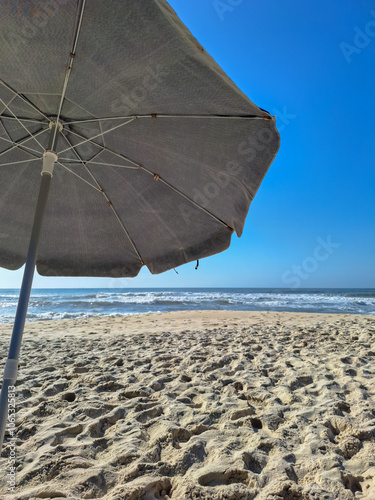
0;288;374;323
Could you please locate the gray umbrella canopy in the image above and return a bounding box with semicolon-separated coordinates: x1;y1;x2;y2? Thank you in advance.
0;0;279;448
0;0;279;277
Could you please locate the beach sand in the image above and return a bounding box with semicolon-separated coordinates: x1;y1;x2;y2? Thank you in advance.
0;311;374;499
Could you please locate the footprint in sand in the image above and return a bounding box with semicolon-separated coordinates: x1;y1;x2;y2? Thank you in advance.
197;467;250;487
135;404;164;423
87;407;126;438
50;423;83;446
242;449;268;474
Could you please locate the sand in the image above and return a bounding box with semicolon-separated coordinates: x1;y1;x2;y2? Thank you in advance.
0;310;374;500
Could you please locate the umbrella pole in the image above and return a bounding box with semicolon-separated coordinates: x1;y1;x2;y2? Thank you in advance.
0;149;58;450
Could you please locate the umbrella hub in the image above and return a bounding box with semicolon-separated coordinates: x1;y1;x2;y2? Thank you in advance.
48;120;63;133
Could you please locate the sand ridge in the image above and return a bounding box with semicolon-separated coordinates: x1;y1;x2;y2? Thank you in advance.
0;311;374;499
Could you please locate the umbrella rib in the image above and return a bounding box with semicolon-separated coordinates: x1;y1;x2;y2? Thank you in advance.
0;141;42;159
58;158;138;169
56;161;102;193
83;166;145;265
122;176;188;254
60;132;144;263
0;114;46;159
62;98;107;147
0;139;44;159
0;116;46;125
65;125;227;253
58;118;136;155
64;129;233;230
58;133;143;262
0;80;50;121
63;97;99;120
57;131;107;192
142;170;233;231
22;92;61;95
0;97;45;151
0;158;41;167
0;94;17;116
98;119;106;149
62;128;144;168
64;113;271;125
60;129;107;169
51;0;87;149
60;130;138;169
0;117;17;144
0;118;45;146
0;128;47;159
141;114;271;120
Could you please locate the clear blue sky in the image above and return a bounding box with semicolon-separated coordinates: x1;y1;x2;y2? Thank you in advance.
1;0;374;289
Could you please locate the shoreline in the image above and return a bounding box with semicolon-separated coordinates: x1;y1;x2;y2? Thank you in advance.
0;311;374;499
1;309;374;334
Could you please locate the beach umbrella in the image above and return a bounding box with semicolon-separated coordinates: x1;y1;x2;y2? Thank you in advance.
0;0;279;448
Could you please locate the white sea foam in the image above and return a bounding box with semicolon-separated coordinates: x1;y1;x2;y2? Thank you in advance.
0;288;374;323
